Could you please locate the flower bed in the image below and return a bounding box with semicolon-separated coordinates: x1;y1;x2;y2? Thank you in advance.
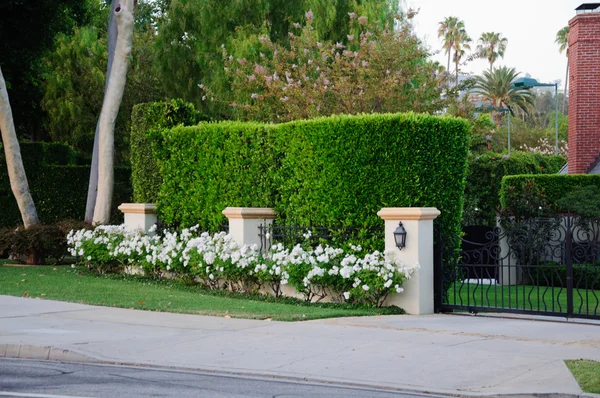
67;225;417;307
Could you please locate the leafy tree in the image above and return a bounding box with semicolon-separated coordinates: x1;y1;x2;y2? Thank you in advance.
42;27;164;159
214;12;450;123
476;32;507;72
0;0;100;141
474;66;535;121
153;0;398;119
555;26;569;114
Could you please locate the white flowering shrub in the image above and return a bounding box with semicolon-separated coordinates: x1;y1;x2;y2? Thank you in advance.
68;225;416;307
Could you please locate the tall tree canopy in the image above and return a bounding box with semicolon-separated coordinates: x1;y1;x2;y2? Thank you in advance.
153;0;399;119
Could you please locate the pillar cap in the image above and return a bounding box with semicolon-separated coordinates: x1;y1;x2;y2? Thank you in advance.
377;207;440;221
118;203;157;215
222;207;276;219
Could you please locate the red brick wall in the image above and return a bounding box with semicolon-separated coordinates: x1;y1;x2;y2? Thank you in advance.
568;13;600;174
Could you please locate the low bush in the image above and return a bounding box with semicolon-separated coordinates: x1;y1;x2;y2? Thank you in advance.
67;225;416;307
500;174;600;215
464;151;565;226
0;220;90;264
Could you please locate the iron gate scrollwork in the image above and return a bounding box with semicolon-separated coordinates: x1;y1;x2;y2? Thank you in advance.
435;215;600;319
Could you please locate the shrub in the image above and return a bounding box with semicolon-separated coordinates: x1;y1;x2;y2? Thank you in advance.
130;99;206;203
500;174;600;214
152;113;471;254
464;151;565;226
0;220;90;264
0;142;132;227
67;225;415;307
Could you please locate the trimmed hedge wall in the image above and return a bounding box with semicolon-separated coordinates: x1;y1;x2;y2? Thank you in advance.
153;122;280;228
131;99;204;203
153;113;471;244
464;152;566;226
0;143;131;227
500;174;600;210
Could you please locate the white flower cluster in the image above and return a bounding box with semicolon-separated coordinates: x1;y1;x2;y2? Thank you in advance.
67;225;416;306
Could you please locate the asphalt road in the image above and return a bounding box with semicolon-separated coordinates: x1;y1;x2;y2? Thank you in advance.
0;358;434;398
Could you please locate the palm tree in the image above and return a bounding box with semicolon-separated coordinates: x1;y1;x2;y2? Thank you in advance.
474;66;535;123
477;32;508;72
452;28;471;87
438;16;467;72
555;26;569;114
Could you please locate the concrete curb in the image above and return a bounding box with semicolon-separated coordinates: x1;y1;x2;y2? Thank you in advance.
0;343;95;363
0;343;591;398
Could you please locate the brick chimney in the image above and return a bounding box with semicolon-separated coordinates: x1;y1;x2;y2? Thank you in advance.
568;4;600;174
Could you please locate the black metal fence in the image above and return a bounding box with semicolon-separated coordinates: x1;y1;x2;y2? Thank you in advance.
258;223;384;252
435;215;600;319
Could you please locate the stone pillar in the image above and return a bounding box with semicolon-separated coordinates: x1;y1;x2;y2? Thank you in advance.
118;203;157;233
222;207;276;248
377;207;440;315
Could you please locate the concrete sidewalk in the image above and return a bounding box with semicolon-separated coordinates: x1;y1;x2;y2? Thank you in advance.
1;295;599;397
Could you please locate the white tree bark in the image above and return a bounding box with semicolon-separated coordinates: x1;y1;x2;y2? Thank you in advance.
92;1;135;225
85;0;121;223
0;66;40;228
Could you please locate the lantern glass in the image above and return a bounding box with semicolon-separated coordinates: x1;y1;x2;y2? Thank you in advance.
393;222;407;249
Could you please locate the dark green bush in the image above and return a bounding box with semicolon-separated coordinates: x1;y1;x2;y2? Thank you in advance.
501;175;600;214
131;99;205;203
153;113;471;249
464;152;565;226
0;144;132;227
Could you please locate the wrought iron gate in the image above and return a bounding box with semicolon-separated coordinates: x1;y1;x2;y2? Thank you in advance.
435;216;600;319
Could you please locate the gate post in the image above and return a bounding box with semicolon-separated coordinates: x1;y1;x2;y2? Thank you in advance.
378;207;441;315
222;207;276;248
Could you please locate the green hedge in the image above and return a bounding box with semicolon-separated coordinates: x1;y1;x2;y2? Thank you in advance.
153;113;471;245
500;174;600;211
153;122;279;228
0;143;131;227
131;99;204;203
464;152;566;226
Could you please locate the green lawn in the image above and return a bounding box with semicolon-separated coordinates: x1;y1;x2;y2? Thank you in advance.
565;360;600;394
448;283;600;316
0;265;403;321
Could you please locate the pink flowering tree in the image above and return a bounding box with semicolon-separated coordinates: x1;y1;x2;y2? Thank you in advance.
201;11;453;123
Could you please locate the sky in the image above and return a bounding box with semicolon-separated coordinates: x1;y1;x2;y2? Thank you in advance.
405;0;582;91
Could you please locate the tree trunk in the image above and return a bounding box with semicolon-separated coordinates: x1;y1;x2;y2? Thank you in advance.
447;49;451;73
92;0;135;225
0;66;40;229
563;56;569;114
85;0;121;223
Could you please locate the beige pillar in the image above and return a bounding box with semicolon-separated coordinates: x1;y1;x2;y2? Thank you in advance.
222;207;276;249
118;203;157;233
377;207;440;315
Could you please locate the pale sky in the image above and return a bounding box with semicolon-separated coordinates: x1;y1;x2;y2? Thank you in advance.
405;0;582;90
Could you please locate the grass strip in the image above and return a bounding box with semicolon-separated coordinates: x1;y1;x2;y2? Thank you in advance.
565;359;600;394
0;265;404;321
